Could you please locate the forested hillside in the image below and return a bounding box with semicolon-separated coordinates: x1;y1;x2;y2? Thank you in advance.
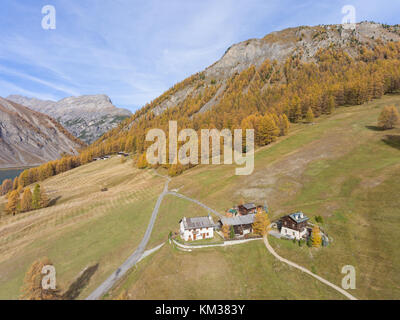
7;22;400;189
83;23;400;173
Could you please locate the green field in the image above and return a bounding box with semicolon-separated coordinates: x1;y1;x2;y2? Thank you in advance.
109;241;344;300
113;94;400;300
1;95;399;300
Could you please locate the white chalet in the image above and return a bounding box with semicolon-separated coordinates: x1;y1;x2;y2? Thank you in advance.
179;216;216;241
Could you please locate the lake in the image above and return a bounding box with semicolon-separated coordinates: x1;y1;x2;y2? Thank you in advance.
0;168;26;185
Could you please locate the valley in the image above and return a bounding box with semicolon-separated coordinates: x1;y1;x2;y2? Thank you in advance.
1;94;399;300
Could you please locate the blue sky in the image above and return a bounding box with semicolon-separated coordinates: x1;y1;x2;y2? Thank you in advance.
0;0;399;111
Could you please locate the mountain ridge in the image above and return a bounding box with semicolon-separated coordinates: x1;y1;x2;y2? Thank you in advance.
0;97;86;168
6;94;132;144
136;22;400;119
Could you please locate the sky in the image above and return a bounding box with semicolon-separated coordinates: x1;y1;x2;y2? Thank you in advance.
0;0;399;111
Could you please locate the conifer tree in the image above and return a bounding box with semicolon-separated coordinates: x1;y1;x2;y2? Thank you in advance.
0;179;12;196
137;152;149;169
20;257;61;300
252;207;270;236
6;190;20;216
32;184;41;210
327;96;336;114
21;188;33;213
258;114;279;146
221;224;230;239
311;225;322;248
305;107;315;123
378;105;400;129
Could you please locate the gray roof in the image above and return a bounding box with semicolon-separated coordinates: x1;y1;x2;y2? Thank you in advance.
289;212;309;223
221;214;256;226
181;216;216;230
241;203;256;210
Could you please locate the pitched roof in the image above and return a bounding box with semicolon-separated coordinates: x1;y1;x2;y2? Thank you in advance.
181;216;216;230
288;212;309;223
221;214;256;226
241;203;256;210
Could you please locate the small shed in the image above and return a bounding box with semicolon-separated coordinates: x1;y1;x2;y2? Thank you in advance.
238;203;257;215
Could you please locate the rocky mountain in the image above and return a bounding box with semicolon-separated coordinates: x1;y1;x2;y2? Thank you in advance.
0;97;86;168
135;22;400;118
6;94;132;144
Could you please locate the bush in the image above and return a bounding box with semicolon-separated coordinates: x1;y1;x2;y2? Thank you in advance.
315;215;324;223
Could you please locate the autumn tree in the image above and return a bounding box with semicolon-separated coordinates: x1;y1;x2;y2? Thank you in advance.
378;105;400;129
278;114;290;136
311;225;322;248
305;107;315;123
137;152;149;169
20;257;61;300
6;190;20;216
221;224;230;239
229;225;235;239
327;96;336;114
20;188;33;213
0;179;12;196
12;177;18;190
32;184;41;210
252;208;271;236
257;114;279;146
168;164;184;177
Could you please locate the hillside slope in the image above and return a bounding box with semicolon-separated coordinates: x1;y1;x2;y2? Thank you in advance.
0;95;398;300
0;98;85;168
133;94;398;300
81;22;400;171
118;22;400;119
7;95;132;144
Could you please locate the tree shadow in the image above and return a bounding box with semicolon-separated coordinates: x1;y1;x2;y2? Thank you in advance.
382;135;400;151
62;263;99;300
365;125;384;132
49;196;62;207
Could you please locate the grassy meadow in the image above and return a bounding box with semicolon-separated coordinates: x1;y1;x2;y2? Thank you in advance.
113;94;400;300
0;95;399;300
0;157;164;299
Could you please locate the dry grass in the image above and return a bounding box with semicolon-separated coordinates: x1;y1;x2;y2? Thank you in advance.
121;95;400;300
0;157;164;299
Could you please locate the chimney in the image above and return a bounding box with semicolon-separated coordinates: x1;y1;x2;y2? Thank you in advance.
300;212;304;219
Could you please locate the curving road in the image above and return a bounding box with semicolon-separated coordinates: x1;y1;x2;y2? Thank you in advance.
86;174;171;300
86;172;354;300
263;235;357;300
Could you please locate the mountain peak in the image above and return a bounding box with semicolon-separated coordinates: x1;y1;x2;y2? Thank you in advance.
6;94;132;144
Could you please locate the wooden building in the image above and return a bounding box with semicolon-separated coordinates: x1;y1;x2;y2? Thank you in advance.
238;203;257;215
280;212;309;240
220;214;256;236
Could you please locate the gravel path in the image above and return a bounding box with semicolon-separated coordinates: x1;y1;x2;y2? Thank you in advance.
86;174;171;300
263;235;357;300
